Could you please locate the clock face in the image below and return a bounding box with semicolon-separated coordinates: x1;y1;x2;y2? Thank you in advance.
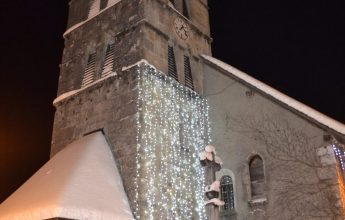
174;17;189;40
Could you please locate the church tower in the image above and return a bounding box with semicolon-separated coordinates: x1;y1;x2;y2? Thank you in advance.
56;0;211;102
51;0;212;219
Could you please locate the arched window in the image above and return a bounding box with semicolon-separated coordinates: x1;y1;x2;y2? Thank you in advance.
249;155;264;198
220;175;235;211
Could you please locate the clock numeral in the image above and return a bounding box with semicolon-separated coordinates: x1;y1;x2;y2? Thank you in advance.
174;18;189;40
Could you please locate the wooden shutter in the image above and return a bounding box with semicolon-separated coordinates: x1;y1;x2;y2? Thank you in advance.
168;46;178;81
101;43;115;77
182;0;190;19
82;53;96;88
184;55;194;90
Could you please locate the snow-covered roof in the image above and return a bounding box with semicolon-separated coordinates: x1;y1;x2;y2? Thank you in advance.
202;55;345;136
53;72;116;105
0;132;134;220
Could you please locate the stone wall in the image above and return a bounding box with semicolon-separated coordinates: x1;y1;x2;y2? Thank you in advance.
67;0;89;28
142;0;211;94
60;0;211;95
203;62;345;220
52;0;214;217
52;66;139;210
59;0;142;95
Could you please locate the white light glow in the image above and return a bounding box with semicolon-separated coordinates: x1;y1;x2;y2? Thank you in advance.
333;143;345;172
133;64;210;219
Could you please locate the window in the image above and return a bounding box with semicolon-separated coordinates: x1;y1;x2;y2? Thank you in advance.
168;46;178;81
100;0;108;10
101;43;115;77
249;155;264;198
220;175;235;211
82;53;96;88
88;0;100;18
184;55;194;90
182;0;190;19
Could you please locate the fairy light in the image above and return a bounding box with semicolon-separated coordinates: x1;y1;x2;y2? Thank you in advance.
133;64;209;219
333;143;345;172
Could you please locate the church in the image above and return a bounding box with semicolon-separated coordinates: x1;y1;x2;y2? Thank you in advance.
0;0;345;219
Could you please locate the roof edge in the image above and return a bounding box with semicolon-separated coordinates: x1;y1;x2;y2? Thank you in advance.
201;55;345;137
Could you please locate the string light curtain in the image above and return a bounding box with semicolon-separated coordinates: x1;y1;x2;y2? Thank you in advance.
134;64;210;220
333;143;345;177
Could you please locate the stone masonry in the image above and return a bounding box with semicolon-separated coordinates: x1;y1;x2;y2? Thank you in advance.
203;60;345;220
58;0;211;96
53;0;213;216
52;66;139;210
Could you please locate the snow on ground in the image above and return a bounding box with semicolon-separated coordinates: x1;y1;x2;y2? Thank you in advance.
0;132;133;220
202;55;345;136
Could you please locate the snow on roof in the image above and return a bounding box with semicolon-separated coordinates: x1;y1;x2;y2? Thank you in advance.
202;55;345;136
53;72;116;105
0;132;134;220
121;59;151;71
53;59;157;106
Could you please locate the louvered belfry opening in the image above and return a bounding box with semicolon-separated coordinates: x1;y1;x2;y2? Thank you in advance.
184;55;194;90
101;43;115;77
182;0;190;19
168;46;178;81
82;53;96;88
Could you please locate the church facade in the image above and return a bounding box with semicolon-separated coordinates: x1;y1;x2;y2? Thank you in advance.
0;0;345;220
203;56;345;220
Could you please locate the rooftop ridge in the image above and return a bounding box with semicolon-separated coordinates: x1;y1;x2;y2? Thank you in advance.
201;55;345;136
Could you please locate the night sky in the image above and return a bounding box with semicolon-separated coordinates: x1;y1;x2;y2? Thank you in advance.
0;0;344;202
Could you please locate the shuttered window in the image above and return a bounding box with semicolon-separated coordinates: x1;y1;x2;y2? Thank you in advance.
101;43;115;77
184;55;194;90
182;0;190;19
168;46;178;81
82;53;96;88
221;176;235;211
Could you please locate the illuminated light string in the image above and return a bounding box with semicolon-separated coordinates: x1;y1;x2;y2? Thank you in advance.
333;143;345;172
134;64;209;220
